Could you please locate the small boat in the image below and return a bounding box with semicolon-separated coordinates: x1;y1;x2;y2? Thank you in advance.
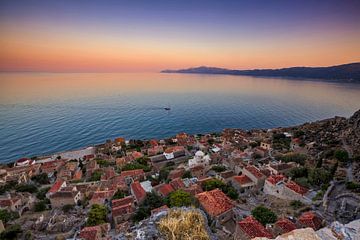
164;107;171;111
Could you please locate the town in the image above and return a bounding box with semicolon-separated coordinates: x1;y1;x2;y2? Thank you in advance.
0;110;359;240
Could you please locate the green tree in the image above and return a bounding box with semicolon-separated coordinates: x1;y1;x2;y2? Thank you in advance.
290;200;304;210
15;184;38;193
89;170;102;182
277;153;307;165
169;190;193;207
251;205;277;226
0;224;22;240
34;201;47;212
112;189;126;200
0;209;19;223
31;173;50;185
86;204;107;226
36;187;50;200
62;204;74;213
308;168;332;187
133;192;164;222
0;181;17;194
181;171;192;179
334;149;349;162
288;167;308;179
211;165;227;173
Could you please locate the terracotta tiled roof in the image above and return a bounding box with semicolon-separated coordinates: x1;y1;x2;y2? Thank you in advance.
112;196;133;208
120;169;144;178
131;181;146;202
275;218;297;234
51;191;78;199
170;178;185;190
190;165;205;172
237;216;273;238
0;198;20;207
48;179;65;194
245;165;264;179
79;226;99;240
91;190;115;200
267;174;286;185
168;169;185;179
233;175;253;185
184;184;203;195
285;181;308;195
115;137;125;143
16;158;30;163
155;183;174;197
112;203;133;217
131;151;143;159
298;211;322;230
196;188;234;217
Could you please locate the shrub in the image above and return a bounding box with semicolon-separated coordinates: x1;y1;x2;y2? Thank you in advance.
182;171;192;179
36;187;50;200
34;201;47;212
31;173;50;185
277;153;307;165
308;168;332;187
290;200;304;210
15;184;38;193
0;224;22;240
334;149;349;162
86;204;107;226
211;165;227;172
169;190;194;207
112;189;126;200
89;170;102;182
62;204;74;213
0;209;19;223
133;192;164;222
251;205;277;226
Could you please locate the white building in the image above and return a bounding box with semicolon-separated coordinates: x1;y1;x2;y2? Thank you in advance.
188;151;210;168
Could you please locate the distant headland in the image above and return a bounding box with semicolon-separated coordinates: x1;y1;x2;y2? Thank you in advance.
162;62;360;82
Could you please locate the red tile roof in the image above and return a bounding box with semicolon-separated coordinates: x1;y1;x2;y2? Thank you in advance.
0;198;21;208
155;183;174;197
237;216;273;239
196;188;234;217
48;179;65;194
233;175;253;185
120;169;144;178
16;158;30;163
170;178;185;190
79;226;99;240
112;196;133;208
112;203;133;217
245;165;264;179
298;211;322;230
285;181;308;195
275;218;297;234
91;190;115;200
131;181;146;203
184;184;203;195
267;175;286;185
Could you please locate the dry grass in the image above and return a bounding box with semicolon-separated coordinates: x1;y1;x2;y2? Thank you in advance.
158;208;210;240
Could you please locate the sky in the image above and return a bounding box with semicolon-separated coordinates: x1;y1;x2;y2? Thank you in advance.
0;0;360;72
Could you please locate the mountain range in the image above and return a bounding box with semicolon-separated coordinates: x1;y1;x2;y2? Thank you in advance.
161;62;360;82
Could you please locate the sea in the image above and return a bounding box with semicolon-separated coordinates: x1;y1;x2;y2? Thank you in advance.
1;72;360;163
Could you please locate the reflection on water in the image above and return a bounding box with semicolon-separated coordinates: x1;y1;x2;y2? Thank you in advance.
1;72;360;162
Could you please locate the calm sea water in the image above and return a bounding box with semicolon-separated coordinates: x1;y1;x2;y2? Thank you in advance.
1;72;360;163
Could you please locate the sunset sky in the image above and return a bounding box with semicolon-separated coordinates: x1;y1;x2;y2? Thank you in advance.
1;0;359;72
